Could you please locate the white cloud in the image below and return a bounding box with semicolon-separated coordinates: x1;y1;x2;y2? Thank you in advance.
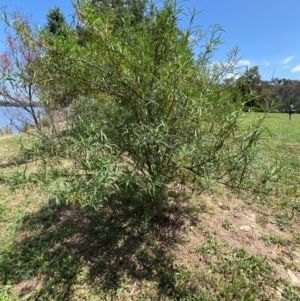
223;72;242;80
291;65;300;72
281;56;295;64
237;59;251;67
212;60;251;70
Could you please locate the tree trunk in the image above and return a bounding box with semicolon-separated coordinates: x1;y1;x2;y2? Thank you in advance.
155;201;164;220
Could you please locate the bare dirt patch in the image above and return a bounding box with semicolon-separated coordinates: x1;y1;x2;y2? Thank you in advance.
13;276;44;299
2;187;300;300
172;193;300;290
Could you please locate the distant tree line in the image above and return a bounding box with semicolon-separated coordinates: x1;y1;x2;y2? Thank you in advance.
226;66;300;112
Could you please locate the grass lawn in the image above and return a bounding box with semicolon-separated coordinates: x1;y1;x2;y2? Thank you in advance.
0;134;23;163
0;113;300;300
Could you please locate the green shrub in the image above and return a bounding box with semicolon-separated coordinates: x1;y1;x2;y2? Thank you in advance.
5;0;279;218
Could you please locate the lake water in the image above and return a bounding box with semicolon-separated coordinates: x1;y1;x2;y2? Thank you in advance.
0;107;14;128
0;106;41;133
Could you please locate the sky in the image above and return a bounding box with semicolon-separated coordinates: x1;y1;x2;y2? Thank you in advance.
0;0;300;81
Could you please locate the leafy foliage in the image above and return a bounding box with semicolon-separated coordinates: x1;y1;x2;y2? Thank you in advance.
2;0;278;217
90;0;146;23
75;0;146;45
45;6;67;36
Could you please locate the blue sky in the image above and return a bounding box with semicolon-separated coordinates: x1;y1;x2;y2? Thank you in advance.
0;0;300;81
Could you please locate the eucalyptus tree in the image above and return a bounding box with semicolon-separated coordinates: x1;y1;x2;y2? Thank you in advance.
6;0;274;218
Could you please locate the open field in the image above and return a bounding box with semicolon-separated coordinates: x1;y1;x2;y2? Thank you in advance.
0;113;300;300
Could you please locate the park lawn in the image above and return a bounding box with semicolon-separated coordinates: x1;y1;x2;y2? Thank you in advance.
0;113;299;300
0;134;23;163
